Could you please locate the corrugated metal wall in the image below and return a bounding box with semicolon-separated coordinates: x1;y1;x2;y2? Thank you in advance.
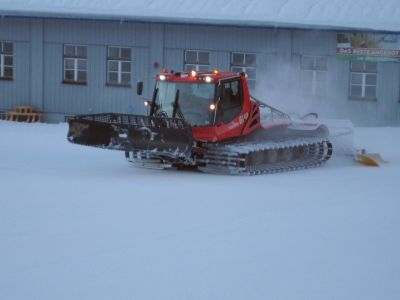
0;17;399;125
42;19;151;120
0;18;31;109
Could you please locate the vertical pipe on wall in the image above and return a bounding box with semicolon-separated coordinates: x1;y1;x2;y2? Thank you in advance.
29;19;44;112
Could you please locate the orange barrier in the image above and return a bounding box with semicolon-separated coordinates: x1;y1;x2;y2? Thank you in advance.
1;106;42;122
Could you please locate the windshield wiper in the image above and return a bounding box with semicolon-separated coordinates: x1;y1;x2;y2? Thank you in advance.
150;87;158;116
172;89;184;119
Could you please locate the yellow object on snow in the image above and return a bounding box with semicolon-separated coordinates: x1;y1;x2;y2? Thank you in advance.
355;151;387;167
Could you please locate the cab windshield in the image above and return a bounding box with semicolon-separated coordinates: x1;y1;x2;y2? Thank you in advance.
154;81;216;126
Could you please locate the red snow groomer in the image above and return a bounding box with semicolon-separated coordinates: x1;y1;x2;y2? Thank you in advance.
67;69;333;175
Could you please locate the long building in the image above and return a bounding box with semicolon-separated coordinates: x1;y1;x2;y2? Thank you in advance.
0;0;399;125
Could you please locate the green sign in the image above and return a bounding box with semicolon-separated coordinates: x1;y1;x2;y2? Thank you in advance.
337;33;400;62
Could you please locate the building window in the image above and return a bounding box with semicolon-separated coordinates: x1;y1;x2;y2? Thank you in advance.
231;52;256;90
184;50;209;71
301;55;327;97
107;46;132;86
350;61;377;100
0;41;13;80
63;45;87;84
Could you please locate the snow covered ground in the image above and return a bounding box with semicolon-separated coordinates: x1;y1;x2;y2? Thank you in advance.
0;121;399;300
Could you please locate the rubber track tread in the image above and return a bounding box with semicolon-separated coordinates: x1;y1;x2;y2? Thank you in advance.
198;138;332;175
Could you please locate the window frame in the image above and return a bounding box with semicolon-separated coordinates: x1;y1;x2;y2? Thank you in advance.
215;78;244;125
349;61;378;101
0;41;13;80
63;44;88;85
300;55;328;97
184;50;210;72
107;46;132;87
230;52;257;90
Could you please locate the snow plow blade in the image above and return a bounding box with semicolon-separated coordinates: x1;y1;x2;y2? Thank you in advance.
66;113;193;157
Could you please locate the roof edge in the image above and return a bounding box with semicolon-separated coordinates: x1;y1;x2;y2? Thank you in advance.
1;10;399;34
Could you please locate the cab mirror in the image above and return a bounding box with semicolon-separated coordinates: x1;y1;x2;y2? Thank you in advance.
136;81;143;96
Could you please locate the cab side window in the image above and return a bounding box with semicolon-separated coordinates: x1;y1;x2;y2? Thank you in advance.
216;80;243;124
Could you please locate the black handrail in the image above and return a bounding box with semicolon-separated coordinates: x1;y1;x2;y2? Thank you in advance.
250;96;291;120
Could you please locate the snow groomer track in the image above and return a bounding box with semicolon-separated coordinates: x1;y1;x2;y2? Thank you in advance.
198;138;333;175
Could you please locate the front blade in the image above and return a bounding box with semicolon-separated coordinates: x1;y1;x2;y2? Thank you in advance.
67;113;193;158
68;118;117;148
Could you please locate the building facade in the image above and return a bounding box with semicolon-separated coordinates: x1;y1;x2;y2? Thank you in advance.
0;17;399;125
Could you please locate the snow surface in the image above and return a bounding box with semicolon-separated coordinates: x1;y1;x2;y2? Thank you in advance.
1;0;400;32
0;121;399;300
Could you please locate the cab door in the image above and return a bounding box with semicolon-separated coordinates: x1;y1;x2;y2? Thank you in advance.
214;78;245;140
